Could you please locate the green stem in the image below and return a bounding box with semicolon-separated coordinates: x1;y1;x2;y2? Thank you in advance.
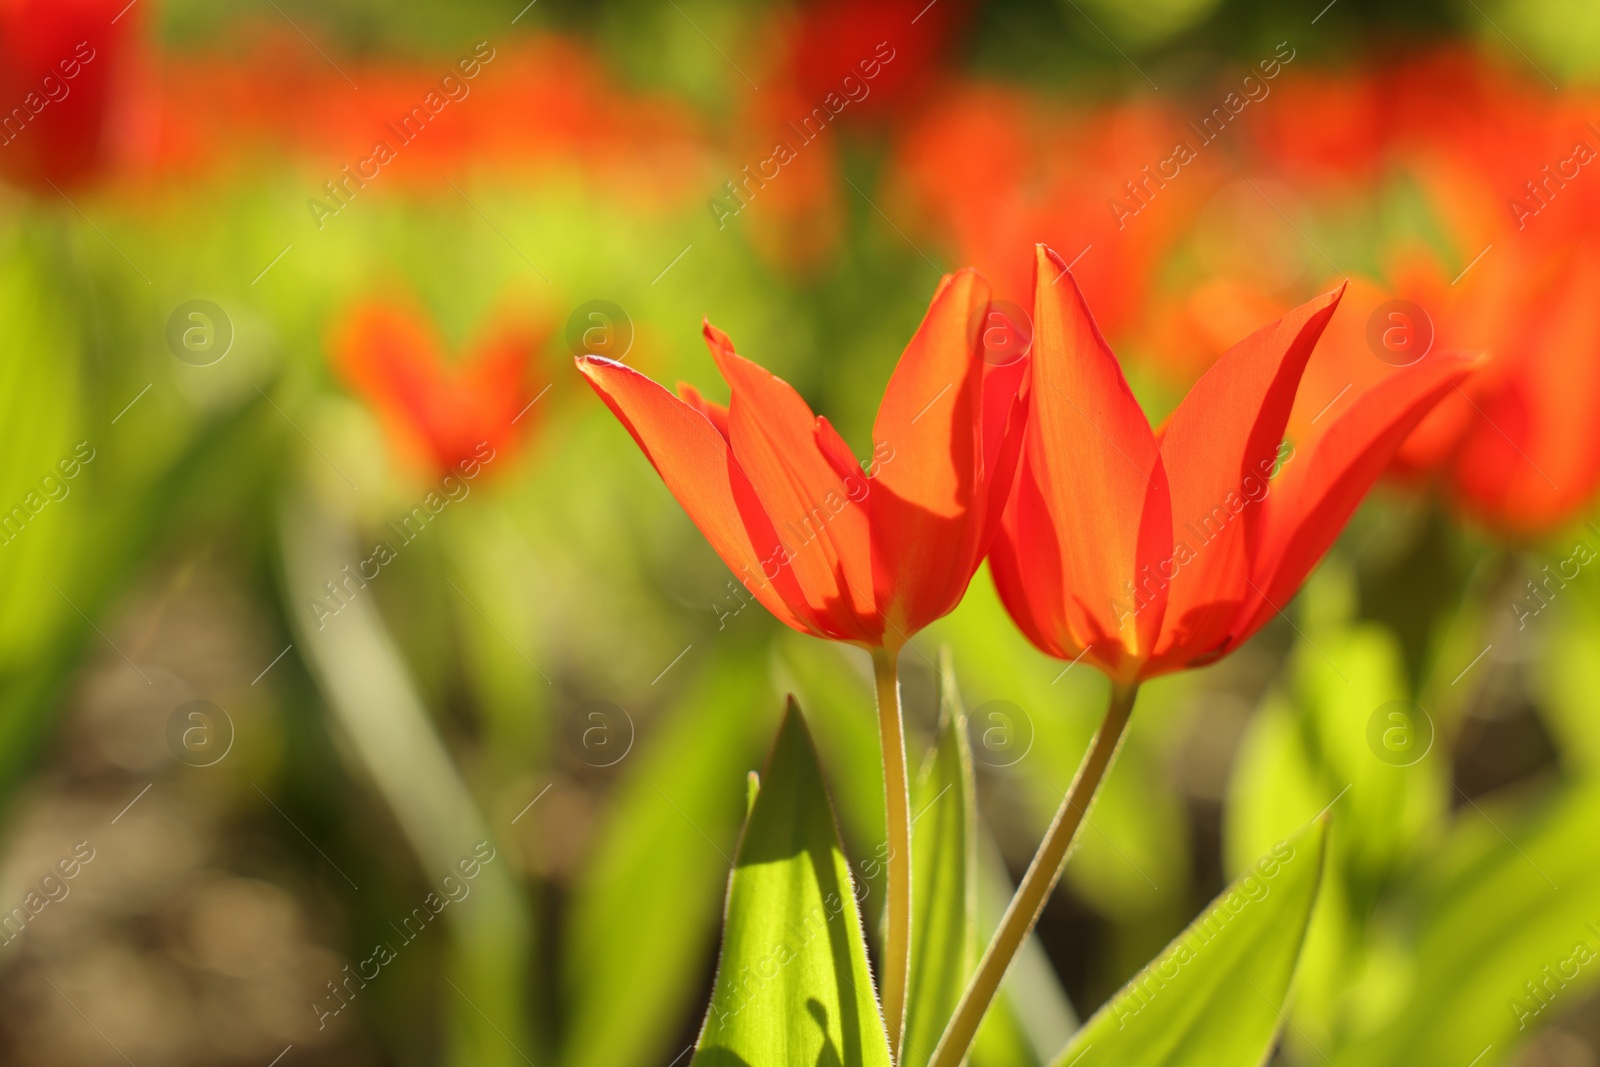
873;646;912;1064
927;681;1140;1067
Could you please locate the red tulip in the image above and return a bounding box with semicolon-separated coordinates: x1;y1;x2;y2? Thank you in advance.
333;301;549;475
577;269;1027;649
0;0;139;191
990;245;1478;683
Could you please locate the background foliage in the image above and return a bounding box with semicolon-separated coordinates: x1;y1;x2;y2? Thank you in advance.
1;0;1598;1064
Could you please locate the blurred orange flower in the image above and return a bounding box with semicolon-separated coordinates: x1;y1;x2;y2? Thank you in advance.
719;83;845;275
714;0;972;274
1378;62;1600;534
1134;50;1600;539
1294;242;1600;538
1439;249;1600;535
890;85;1222;342
333;300;550;476
147;33;712;206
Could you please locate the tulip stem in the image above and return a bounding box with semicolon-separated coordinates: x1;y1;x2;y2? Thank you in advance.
927;680;1140;1067
873;645;912;1064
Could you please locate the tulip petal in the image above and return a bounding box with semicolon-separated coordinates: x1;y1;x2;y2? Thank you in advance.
868;269;990;635
1231;352;1479;651
1006;245;1171;678
575;355;815;636
977;358;1030;563
703;323;879;643
990;447;1074;659
814;415;866;486
677;382;731;440
1150;286;1343;668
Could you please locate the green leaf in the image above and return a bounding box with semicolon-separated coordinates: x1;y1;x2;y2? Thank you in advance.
693;698;892;1067
970;996;1043;1067
971;829;1076;1067
1051;818;1329;1067
1537;575;1600;773
1334;779;1600;1067
1222;692;1352;1055
773;635;888;897
1291;623;1444;899
1225;603;1449;1054
903;651;978;1067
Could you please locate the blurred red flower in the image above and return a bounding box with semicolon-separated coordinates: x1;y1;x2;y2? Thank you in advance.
890;85;1220;342
720;83;845;275
0;0;140;191
1438;252;1600;535
147;33;712;207
780;0;973;123
333;300;550;476
708;0;972;275
1291;242;1600;538
1133;50;1600;539
1374;62;1600;534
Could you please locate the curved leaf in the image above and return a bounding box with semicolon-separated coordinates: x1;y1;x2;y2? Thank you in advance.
692;698;892;1067
1334;779;1600;1067
1051;818;1329;1067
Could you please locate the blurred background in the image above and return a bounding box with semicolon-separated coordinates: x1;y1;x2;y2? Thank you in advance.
3;0;1600;1064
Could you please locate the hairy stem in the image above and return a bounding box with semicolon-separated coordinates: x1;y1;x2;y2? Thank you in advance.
927;681;1140;1067
873;646;912;1063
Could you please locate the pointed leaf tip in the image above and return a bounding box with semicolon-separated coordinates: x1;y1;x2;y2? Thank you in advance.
1049;818;1328;1067
692;697;892;1067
